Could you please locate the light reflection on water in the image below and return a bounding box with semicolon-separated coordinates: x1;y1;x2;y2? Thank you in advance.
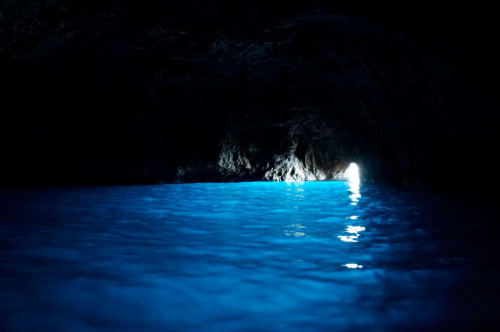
0;181;499;331
338;175;365;243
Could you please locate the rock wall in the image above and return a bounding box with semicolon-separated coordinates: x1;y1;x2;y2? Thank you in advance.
0;1;498;189
216;114;352;182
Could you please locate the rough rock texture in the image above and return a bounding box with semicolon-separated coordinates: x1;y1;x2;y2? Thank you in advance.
0;1;498;189
215;114;352;182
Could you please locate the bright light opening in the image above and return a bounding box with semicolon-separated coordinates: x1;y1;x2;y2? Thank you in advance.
343;162;361;205
344;162;360;185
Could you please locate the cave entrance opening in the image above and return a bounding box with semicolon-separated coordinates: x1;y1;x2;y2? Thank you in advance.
344;162;360;186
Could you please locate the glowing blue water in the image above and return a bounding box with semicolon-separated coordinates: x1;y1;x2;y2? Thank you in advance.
1;182;499;331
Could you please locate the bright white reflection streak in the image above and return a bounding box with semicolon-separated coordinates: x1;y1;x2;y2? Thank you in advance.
345;163;360;205
338;225;366;242
343;263;363;269
338;235;359;242
345;162;360;187
346;225;365;233
338;163;365;243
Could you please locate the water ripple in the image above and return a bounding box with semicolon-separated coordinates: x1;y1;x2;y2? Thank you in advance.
1;181;499;331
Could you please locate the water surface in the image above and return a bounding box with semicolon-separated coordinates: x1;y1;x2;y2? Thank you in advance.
1;181;499;331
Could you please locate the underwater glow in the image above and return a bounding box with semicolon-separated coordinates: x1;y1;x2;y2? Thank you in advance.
343;264;363;269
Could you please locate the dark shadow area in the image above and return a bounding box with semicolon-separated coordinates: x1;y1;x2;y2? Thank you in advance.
0;0;498;191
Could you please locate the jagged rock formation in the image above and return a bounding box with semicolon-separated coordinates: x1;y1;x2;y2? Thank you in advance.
216;114;352;181
0;1;498;189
